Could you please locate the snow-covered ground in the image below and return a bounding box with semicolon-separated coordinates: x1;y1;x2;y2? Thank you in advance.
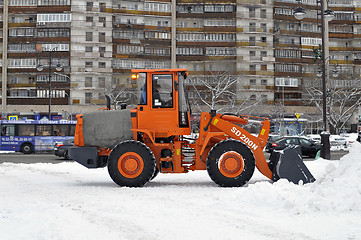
1;143;361;240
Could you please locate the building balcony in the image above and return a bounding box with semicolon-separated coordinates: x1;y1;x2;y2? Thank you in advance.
8;83;36;88
8;22;36;27
242;85;275;90
37;5;71;13
177;12;236;19
7;97;69;105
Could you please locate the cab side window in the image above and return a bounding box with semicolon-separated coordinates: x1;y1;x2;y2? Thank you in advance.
137;73;147;105
152;74;173;108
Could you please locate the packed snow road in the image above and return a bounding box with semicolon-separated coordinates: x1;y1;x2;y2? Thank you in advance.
1;144;361;240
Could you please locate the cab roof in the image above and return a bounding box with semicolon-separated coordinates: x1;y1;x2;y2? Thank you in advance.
131;68;187;73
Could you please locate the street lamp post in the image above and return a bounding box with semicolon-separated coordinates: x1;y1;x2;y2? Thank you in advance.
37;47;62;120
319;0;330;159
293;0;334;160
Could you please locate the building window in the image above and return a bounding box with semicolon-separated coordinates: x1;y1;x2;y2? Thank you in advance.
249;36;255;46
250;79;256;85
250;95;257;100
99;77;105;88
86;16;93;22
261;9;267;18
99;32;105;42
261;65;267;71
261;37;267;43
100;3;106;12
85;46;93;52
85;92;92;104
37;14;71;22
249;8;256;18
261;51;267;57
36;28;70;38
99;62;106;68
249;65;256;71
85;62;93;68
261;23;267;32
99;47;106;57
249;22;256;32
262;95;267;101
261;79;267;85
86;32;93;41
275;78;298;87
86;2;93;11
250;51;256;57
99;17;106;27
85;77;92;87
98;93;105;101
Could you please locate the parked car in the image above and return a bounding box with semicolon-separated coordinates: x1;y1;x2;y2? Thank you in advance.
266;136;321;158
54;139;74;160
330;136;348;147
307;134;321;144
265;134;282;151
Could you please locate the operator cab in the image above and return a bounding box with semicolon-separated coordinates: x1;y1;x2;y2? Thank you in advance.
131;69;191;138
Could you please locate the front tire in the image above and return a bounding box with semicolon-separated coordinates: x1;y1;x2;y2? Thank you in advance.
108;141;156;187
207;140;255;187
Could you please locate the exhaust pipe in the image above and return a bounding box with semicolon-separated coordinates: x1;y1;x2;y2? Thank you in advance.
105;95;111;110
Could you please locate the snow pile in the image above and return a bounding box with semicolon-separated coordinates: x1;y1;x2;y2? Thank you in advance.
317;142;361;212
1;144;361;239
237;142;361;213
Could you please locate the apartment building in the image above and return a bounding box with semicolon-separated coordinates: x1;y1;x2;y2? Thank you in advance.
1;0;71;115
0;0;360;119
274;0;361;109
71;1;113;106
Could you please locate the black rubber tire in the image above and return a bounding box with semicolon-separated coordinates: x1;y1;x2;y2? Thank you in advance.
107;141;156;187
21;143;33;154
150;167;159;181
206;139;255;187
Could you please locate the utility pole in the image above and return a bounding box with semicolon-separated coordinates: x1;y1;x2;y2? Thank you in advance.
320;0;331;159
1;0;8;119
171;0;176;68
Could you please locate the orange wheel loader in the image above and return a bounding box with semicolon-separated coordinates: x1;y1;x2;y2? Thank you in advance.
69;69;315;187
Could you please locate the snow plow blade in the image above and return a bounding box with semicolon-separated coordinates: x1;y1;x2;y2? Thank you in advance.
268;146;316;184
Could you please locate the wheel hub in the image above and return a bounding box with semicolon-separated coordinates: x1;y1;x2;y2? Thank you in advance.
118;152;144;178
218;151;244;178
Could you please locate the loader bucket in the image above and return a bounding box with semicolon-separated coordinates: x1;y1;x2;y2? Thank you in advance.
268;146;315;184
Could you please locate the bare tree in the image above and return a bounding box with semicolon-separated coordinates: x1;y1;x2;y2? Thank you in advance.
104;84;137;110
190;71;237;111
305;75;361;134
188;71;262;114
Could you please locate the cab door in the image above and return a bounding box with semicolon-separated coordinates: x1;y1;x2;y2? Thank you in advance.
136;71;179;138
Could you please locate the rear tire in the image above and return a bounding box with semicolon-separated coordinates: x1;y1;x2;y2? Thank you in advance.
108;141;156;187
207;140;255;187
21;143;33;154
